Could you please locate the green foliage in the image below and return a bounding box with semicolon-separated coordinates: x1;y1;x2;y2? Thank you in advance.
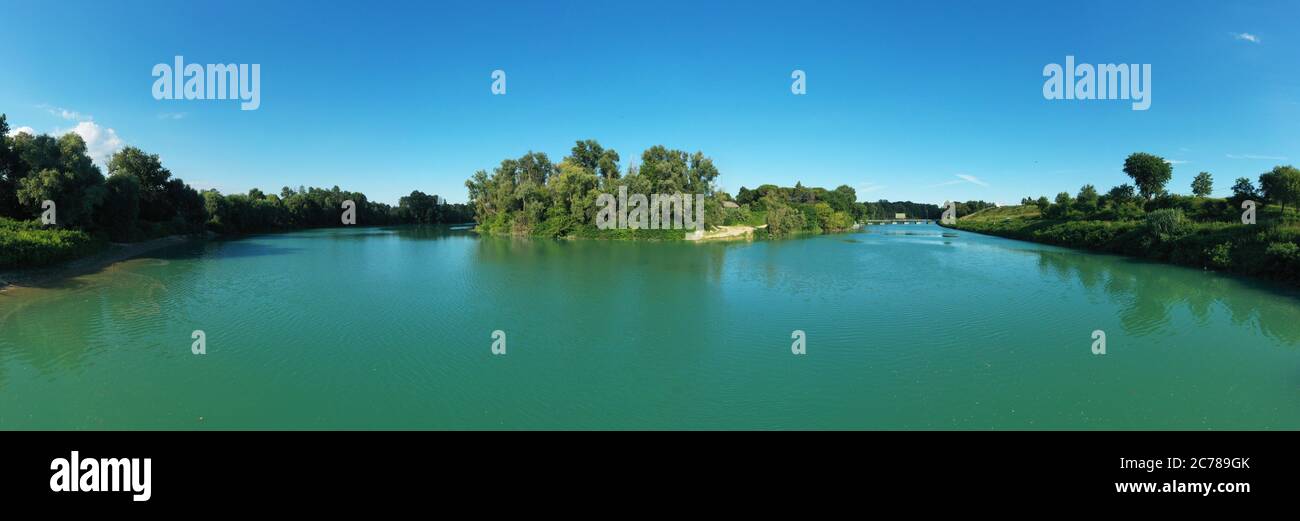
1041;192;1072;219
96;174;141;242
1075;184;1099;215
763;197;806;238
1230;177;1259;204
1258;165;1300;215
1192;172;1213;197
1035;196;1051;214
1204;242;1232;269
465;139;730;239
0;112;470;268
1143;208;1190;242
0;217;105;269
1123;152;1173;200
948;205;1300;286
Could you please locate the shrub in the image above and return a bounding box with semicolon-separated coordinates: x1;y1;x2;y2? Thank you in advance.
0;217;106;269
1143;208;1189;242
1205;242;1232;269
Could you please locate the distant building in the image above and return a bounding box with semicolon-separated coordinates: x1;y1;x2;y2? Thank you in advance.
722;201;740;209
894;213;906;219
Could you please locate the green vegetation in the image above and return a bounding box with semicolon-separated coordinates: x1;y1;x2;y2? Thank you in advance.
0;113;470;269
0;217;105;269
465;140;725;239
464;140;990;240
950;152;1300;286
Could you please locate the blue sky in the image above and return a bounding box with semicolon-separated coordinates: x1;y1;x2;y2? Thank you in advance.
2;0;1296;204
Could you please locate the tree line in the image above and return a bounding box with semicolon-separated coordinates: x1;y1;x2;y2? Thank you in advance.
953;151;1300;286
1020;152;1300;223
464;138;1002;240
1;113;470;268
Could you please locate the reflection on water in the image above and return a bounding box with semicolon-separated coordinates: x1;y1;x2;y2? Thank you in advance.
1034;249;1300;344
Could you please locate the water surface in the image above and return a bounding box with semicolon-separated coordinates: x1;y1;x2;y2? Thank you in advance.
2;224;1298;429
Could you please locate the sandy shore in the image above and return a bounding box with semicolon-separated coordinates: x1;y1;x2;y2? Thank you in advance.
687;224;765;242
0;234;197;292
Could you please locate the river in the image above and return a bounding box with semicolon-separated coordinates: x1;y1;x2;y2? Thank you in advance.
1;224;1297;429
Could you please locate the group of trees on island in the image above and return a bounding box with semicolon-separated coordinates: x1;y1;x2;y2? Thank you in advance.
465;140;727;239
0;113;470;268
465;139;997;240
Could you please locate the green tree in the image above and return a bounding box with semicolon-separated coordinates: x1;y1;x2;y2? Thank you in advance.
12;133;106;226
1258;166;1300;216
763;195;805;237
108;146;173;220
1123;152;1173;201
1075;184;1099;215
1191;171;1213;197
97;174;141;241
17;168;105;226
1035;196;1051;214
1230;177;1258;204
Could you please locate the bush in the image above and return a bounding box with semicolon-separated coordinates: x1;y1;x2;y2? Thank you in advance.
1143;208;1190;242
0;218;106;269
765;203;806;237
1205;242;1232;269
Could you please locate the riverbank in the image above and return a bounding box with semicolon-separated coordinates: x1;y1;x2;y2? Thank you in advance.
687;224;764;241
943;205;1300;287
0;234;196;292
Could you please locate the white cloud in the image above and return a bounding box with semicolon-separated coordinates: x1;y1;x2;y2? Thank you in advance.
1233;32;1260;43
856;182;887;194
11;106;128;167
927;174;989;188
6;126;36;137
57;121;125;167
39;104;91;121
1226;153;1288;160
1168;159;1190;165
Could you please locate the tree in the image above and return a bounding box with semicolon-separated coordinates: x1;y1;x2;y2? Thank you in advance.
12;133;106;226
0;114;20;218
1075;184;1099;215
1191;172;1213;197
97;174;141;241
570;140;603;172
17;168;105;226
1045;192;1073;219
1123;152;1173;200
1259;166;1300;216
1106;184;1138;205
399;190;441;224
108;146;173;220
1230;177;1258;204
763;195;805;237
596;149;620;180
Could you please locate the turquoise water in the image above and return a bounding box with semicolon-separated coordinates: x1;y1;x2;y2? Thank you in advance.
1;224;1298;429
